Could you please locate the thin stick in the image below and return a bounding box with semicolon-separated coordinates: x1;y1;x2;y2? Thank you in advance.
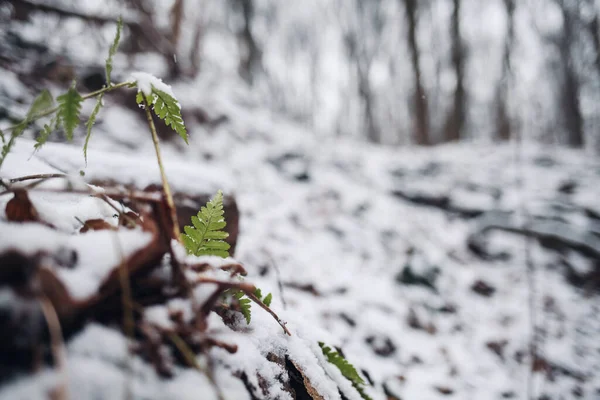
39;296;69;400
246;292;291;336
97;194;139;228
142;98;181;240
9;173;66;183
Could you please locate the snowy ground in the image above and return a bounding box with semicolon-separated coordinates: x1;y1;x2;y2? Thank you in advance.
1;68;600;399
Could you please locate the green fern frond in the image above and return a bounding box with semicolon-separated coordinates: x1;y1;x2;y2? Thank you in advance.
105;16;123;86
319;342;372;400
34;124;52;151
0;89;54;169
28;89;54;119
263;293;273;307
233;290;252;324
34;115;58;151
57;82;83;141
83;93;104;164
254;288;273;307
135;86;188;144
181;190;230;258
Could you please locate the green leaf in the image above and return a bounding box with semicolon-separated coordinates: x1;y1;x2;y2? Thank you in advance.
0;89;55;170
151;88;188;144
57;83;83;141
34;123;53;151
181;190;230;258
84;93;104;164
132;79;188;143
263;293;272;307
105;16;123;86
233;291;252;324
319;342;372;400
253;288;273;307
27;89;54;119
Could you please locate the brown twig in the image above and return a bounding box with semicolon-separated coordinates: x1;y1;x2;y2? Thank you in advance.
245;292;291;336
39;296;69;400
8;173;66;183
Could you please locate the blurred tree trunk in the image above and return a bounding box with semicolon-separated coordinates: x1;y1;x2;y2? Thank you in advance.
359;62;379;143
494;0;514;142
444;0;465;142
584;0;600;152
404;0;430;145
342;14;379;144
558;0;584;147
235;0;262;84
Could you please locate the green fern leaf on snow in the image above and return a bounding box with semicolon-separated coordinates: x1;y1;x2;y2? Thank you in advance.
181;190;230;258
319;342;373;400
135;86;188;144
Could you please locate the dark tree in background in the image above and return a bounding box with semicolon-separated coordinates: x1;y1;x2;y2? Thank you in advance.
444;0;466;142
557;0;584;147
495;0;515;142
404;0;430;146
233;0;262;84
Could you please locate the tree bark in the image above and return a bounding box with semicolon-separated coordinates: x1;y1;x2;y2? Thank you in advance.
495;0;515;142
444;0;465;142
404;0;430;145
559;1;584;147
237;0;262;85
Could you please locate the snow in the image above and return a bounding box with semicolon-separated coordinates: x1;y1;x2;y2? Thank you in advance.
2;14;600;400
129;71;178;101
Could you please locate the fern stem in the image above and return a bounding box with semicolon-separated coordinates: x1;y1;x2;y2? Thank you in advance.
142;98;181;240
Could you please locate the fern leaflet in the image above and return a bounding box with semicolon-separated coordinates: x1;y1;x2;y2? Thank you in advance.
84;93;104;164
254;288;273;307
0;89;54;169
233;290;252;324
135;86;188;144
319;342;372;400
105;16;123;86
57;82;83;141
28;89;54;119
181;190;230;258
34;115;59;151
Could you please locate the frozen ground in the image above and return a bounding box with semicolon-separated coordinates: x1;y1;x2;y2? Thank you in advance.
1;69;599;399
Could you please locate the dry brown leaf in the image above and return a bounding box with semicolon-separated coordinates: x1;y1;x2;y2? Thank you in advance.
79;218;116;233
5;189;39;223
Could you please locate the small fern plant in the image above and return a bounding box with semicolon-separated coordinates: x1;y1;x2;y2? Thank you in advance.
181;190;230;258
0;16;187;240
319;342;373;400
181;190;273;325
